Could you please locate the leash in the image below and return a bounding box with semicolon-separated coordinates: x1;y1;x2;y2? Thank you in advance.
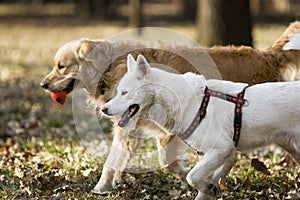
178;85;249;148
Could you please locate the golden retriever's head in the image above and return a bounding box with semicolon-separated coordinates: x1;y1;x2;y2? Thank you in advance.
40;38;113;96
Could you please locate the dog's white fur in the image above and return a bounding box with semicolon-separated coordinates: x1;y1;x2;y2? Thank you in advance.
103;54;300;199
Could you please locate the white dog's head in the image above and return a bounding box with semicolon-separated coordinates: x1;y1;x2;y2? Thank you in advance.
102;54;155;127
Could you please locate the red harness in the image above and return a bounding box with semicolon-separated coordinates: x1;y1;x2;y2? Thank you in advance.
178;86;249;147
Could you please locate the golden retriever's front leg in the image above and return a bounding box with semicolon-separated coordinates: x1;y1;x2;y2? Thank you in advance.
92;166;117;194
92;127;131;194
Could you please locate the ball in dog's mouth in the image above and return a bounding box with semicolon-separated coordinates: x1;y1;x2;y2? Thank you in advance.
48;79;79;106
50;91;67;105
118;104;140;127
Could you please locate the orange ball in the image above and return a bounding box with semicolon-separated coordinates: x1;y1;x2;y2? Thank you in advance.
50;91;67;105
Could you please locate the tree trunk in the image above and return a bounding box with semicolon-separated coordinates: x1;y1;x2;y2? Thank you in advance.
32;0;44;5
128;0;142;28
77;0;92;19
181;0;197;21
197;0;253;47
91;0;111;19
76;0;110;19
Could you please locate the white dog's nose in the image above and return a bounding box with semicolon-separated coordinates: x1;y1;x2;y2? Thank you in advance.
101;106;110;115
101;106;108;114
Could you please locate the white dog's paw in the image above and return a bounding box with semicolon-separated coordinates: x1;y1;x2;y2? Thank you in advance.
195;192;216;200
165;163;190;186
203;183;220;197
175;167;190;184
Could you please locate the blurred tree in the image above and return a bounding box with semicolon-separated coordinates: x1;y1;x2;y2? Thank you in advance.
196;0;253;47
76;0;110;19
128;0;142;28
181;0;197;21
32;0;44;4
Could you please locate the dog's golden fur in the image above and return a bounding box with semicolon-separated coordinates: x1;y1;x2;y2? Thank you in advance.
96;46;280;107
41;21;300;194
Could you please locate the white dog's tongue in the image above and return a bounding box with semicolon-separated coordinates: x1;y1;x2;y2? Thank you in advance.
118;104;140;127
118;109;131;127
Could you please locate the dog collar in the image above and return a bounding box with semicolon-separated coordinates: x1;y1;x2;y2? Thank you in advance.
178;85;249;147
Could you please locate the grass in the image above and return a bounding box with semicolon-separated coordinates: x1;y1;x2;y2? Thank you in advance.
0;16;299;199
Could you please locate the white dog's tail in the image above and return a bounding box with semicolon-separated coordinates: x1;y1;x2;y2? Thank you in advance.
283;30;300;50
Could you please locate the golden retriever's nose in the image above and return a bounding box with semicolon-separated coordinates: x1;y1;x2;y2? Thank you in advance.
40;81;49;89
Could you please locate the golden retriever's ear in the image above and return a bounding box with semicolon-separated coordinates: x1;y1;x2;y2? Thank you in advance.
77;39;112;63
77;39;112;86
77;39;97;60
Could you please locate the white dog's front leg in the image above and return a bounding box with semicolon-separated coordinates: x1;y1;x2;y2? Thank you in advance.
186;149;230;198
211;149;237;185
156;134;190;182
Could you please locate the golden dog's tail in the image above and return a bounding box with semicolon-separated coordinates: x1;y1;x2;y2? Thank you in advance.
282;30;300;50
268;21;300;52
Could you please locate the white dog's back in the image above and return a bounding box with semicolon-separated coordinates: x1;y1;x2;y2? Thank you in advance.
177;73;300;153
237;81;300;150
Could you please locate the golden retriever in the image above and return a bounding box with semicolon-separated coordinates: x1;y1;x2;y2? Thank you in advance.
41;21;300;194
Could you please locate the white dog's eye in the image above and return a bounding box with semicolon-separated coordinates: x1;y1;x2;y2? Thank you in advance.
121;91;128;96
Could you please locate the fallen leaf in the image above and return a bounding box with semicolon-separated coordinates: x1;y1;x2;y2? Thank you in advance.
82;168;92;177
219;178;227;190
251;158;271;175
14;166;24;178
168;188;181;199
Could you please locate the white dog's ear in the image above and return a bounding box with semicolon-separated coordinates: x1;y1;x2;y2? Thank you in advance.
127;54;136;72
283;30;300;50
136;54;150;76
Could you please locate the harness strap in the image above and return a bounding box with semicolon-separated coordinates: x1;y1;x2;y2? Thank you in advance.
233;86;248;147
178;86;249;147
207;89;248;105
178;87;210;140
207;87;249;146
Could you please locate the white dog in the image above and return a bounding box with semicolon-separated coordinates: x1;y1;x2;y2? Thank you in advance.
102;54;300;199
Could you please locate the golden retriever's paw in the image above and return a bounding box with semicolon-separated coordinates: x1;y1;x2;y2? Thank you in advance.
91;182;113;194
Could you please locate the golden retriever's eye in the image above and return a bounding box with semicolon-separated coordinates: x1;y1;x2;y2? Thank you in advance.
121;91;128;96
58;65;65;70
